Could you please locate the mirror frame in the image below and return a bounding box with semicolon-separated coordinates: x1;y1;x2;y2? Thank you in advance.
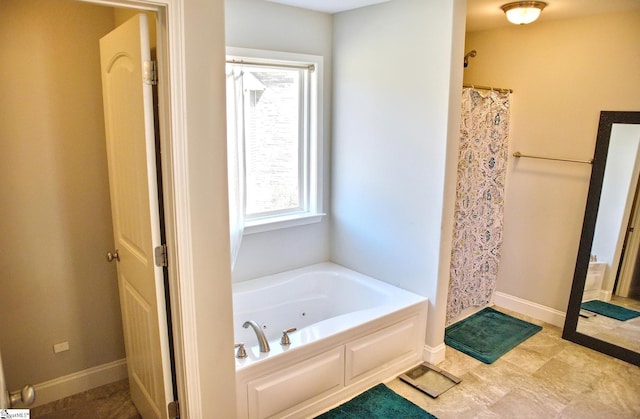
563;110;640;366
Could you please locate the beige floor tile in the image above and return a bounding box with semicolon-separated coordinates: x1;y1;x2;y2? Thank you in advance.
466;357;532;396
532;358;602;401
436;346;484;377
512;369;575;413
387;307;640;419
499;345;549;374
553;342;621;370
588;375;640;416
517;327;568;359
557;389;639;419
487;388;558;418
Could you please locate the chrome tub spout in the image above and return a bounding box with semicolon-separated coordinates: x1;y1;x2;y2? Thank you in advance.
243;320;270;353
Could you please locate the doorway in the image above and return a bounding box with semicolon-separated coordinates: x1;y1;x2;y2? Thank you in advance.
0;0;175;414
615;171;640;299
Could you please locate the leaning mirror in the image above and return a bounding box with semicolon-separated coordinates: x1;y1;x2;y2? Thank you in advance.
563;111;640;366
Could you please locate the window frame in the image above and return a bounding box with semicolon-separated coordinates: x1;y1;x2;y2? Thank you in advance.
226;47;325;234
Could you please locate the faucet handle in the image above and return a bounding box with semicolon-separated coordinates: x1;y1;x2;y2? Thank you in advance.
235;343;247;359
280;327;297;346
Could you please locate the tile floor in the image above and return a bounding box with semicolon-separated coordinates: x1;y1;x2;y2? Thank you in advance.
26;306;640;418
576;296;640;353
388;307;640;418
29;379;140;419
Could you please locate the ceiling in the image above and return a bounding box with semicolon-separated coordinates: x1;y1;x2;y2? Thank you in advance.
266;0;640;28
467;0;640;32
264;0;390;14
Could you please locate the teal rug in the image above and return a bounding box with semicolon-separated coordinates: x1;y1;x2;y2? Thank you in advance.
315;384;436;418
581;300;640;321
445;307;542;364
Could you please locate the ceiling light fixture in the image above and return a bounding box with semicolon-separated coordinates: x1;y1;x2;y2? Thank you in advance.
501;1;547;25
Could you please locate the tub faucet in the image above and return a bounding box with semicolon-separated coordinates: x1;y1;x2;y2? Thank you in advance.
243;320;270;353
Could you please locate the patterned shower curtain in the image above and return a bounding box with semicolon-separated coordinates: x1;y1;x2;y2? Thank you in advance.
446;87;511;325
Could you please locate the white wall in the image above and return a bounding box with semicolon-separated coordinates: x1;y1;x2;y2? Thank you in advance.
225;0;333;282
464;11;640;312
182;0;236;415
331;0;465;357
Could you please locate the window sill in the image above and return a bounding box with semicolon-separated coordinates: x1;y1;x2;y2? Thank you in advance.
243;212;326;235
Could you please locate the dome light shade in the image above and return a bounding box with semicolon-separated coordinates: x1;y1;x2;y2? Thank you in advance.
501;1;547;25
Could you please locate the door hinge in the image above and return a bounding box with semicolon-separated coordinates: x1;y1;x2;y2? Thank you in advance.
143;60;157;85
168;400;180;418
154;244;168;267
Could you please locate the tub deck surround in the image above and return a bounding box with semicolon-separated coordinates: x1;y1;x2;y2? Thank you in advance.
583;261;607;302
232;263;428;418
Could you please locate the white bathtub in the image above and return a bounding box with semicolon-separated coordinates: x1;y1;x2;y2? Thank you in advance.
233;262;428;418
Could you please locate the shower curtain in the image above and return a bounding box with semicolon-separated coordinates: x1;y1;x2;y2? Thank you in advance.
446;87;511;324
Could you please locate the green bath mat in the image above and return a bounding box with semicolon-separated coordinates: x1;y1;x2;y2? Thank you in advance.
315;383;436;419
581;300;640;321
445;307;542;364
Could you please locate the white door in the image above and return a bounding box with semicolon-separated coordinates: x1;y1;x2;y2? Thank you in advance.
617;182;640;297
99;13;173;419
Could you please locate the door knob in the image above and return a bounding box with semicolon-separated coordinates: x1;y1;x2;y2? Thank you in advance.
9;384;35;407
106;249;120;262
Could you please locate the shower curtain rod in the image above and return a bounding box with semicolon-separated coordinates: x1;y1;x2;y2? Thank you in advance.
463;84;513;94
226;59;315;72
513;151;593;165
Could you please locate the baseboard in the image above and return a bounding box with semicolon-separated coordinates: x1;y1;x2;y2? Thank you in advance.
582;289;600;302
16;359;128;408
423;343;446;365
493;291;565;327
447;305;488;326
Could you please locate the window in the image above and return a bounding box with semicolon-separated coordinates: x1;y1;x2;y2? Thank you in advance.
226;48;324;234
